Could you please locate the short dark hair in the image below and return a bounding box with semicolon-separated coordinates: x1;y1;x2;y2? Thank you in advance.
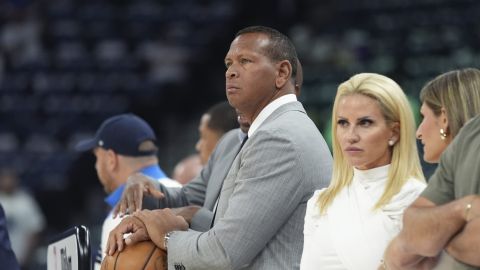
236;26;298;79
206;101;238;135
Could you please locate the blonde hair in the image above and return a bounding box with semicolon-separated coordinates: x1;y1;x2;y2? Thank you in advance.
317;73;425;213
420;68;480;138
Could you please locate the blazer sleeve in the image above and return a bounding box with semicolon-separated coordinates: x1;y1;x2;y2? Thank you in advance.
167;129;307;269
152;130;237;233
153;156;213;209
189;207;213;232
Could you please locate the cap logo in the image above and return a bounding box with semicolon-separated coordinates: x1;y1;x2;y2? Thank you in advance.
98;140;104;146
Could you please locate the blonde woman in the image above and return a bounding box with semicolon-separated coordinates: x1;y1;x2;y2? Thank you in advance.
300;73;426;270
416;68;480;163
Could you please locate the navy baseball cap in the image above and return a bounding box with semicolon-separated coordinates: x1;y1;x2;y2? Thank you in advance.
75;113;158;156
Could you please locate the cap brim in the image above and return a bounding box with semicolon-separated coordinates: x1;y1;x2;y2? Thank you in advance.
75;138;98;152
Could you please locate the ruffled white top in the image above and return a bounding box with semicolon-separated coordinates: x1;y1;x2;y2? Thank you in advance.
300;165;425;270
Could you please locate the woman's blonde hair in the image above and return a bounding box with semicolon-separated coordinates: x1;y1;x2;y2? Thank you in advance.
420;68;480;138
317;73;425;213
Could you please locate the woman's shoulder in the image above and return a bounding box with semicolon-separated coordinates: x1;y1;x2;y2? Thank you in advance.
390;177;426;205
404;177;427;192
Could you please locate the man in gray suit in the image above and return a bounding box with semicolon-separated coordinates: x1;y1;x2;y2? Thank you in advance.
106;26;332;270
113;60;303;232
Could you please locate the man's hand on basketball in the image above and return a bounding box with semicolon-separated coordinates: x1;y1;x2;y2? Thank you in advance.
106;215;149;256
134;209;189;250
112;173;165;218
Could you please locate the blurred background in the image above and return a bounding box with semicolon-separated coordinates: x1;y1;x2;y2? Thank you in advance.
0;0;479;268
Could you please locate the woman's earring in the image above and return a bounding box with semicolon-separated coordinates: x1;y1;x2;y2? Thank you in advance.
440;128;447;140
388;139;395;146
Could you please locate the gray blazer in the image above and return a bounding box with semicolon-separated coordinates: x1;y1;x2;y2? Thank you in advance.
167;101;333;270
154;128;244;231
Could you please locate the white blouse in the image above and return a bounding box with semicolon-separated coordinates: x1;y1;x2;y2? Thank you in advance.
300;165;425;270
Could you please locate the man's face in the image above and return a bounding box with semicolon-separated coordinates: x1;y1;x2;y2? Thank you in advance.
224;32;278;122
195;114;221;165
93;147;114;193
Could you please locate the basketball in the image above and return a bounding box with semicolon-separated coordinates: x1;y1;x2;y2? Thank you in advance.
100;241;167;270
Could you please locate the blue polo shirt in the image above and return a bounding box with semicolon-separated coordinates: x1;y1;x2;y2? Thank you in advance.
104;164;167;208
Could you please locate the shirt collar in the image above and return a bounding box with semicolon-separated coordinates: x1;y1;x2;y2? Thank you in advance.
104;164;167;208
353;164;390;184
237;129;248;143
248;94;297;138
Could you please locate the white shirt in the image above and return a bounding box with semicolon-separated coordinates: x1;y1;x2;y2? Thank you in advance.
248;94;297;138
0;190;46;264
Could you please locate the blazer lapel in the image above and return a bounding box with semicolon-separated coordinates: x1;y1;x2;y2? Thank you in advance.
208;138;245;209
213;101;305;224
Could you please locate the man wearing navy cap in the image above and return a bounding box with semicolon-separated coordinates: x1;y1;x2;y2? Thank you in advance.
75;113;181;270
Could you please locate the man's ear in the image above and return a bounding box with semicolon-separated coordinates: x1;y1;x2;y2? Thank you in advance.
275;60;292;89
106;149;118;172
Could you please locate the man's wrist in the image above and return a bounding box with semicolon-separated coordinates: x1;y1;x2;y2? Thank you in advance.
465;196;476;221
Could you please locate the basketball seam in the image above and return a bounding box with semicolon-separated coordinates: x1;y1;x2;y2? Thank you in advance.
142;244;157;270
113;250;120;270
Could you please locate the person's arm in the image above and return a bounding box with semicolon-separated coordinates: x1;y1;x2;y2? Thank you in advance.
384;119;480;269
384;195;474;269
188;207;213;232
445;197;480;266
112;174;164;217
106;209;189;255
171;205;201;225
113;131;228;217
113;173;203;217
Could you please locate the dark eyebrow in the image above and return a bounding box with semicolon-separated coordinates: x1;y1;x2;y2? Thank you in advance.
355;116;375;124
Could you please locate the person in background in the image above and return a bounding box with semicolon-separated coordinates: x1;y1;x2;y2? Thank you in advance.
300;73;426;269
416;68;480;163
170;100;238;186
0;167;45;269
74;113;181;270
195;101;238;165
106;26;331;270
171;154;203;185
384;68;480;269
